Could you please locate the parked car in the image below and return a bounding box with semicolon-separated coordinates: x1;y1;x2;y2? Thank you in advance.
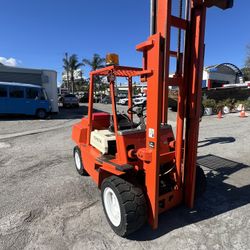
100;96;111;104
0;82;51;119
118;95;143;105
62;94;79;108
133;96;147;106
118;97;129;105
78;93;89;103
118;95;147;105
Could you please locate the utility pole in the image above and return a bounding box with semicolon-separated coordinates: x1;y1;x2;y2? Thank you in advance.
65;52;70;91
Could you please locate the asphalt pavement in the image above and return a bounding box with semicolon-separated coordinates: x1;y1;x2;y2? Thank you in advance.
0;104;249;250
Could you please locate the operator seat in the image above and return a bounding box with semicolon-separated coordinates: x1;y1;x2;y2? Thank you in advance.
109;113;138;132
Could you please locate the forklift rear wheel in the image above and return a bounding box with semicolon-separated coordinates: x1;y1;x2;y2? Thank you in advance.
101;176;147;237
73;146;89;176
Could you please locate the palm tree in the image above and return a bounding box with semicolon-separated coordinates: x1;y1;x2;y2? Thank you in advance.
68;54;83;93
62;52;70;90
83;53;105;71
63;53;83;93
83;54;106;97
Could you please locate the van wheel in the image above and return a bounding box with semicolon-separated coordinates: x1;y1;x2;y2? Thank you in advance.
73;146;89;176
36;109;47;119
101;176;147;237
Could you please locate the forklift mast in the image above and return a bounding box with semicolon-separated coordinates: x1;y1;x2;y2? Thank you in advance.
136;0;233;229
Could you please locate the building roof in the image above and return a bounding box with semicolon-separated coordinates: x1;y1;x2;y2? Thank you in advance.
205;63;243;77
0;63;56;74
0;81;42;88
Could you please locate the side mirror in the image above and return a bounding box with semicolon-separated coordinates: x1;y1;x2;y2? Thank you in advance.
204;0;233;10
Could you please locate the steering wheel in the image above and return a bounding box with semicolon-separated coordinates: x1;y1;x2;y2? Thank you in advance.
127;102;146;118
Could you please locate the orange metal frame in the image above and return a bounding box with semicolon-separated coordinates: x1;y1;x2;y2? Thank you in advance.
72;0;232;230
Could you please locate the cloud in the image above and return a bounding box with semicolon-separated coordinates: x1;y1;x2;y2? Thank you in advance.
0;57;19;67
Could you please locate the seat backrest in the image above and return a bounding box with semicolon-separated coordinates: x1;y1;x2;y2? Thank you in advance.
92;112;110;130
109;113;135;132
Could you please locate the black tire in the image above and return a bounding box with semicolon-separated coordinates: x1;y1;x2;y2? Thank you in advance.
73;146;89;176
195;165;206;198
101;176;147;237
171;105;178;112
36;109;47;119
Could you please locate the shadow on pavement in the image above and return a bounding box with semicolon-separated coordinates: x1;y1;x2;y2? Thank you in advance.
53;104;89;119
0;105;103;121
129;154;250;241
198;137;236;148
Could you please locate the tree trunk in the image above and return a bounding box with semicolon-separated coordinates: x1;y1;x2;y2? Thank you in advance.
71;76;75;94
66;71;70;90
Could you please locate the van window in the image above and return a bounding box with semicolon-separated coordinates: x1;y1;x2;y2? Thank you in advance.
0;86;7;97
26;88;39;100
9;86;24;98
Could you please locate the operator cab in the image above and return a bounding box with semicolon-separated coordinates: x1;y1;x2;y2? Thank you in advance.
88;65;147;158
90;103;146;156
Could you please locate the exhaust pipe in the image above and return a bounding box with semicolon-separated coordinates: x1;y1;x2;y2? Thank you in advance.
150;0;157;35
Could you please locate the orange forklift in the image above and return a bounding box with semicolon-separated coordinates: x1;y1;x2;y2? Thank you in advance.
72;0;233;237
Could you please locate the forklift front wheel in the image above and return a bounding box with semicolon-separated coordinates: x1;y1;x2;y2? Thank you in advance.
73;146;89;176
101;176;147;237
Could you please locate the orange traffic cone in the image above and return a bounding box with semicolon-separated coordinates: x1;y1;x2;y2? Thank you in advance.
217;110;223;119
239;106;247;118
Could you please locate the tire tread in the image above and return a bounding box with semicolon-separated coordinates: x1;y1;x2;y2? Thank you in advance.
73;146;89;176
101;176;147;237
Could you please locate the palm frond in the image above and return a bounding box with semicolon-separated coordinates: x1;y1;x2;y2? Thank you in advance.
82;59;92;66
83;54;105;71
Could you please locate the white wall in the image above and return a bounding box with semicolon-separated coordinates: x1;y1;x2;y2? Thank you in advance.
207;72;236;83
42;70;58;112
203;70;236;87
203;71;208;80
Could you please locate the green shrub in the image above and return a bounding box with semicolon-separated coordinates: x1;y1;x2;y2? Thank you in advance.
216;101;225;113
246;100;250;109
223;98;236;110
202;98;216;109
235;99;250;110
203;98;250;113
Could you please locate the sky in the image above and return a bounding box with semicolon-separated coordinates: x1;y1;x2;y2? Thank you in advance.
1;0;249;84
